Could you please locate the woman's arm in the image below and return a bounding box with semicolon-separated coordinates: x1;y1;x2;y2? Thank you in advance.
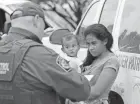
88;58;119;101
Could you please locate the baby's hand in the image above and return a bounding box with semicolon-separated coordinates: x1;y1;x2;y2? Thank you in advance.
69;61;78;70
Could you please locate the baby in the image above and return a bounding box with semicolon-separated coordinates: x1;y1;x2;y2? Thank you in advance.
57;33;84;104
59;33;83;73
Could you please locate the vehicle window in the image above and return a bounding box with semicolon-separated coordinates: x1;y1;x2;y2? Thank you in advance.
80;1;100;27
118;0;140;54
76;1;100;47
99;0;119;33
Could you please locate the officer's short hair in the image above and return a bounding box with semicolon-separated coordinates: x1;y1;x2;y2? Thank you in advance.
10;2;48;29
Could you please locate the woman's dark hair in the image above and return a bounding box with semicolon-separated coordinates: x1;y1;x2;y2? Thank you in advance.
83;24;113;67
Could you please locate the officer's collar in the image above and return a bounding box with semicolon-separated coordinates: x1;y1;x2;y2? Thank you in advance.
8;27;42;44
9;27;37;39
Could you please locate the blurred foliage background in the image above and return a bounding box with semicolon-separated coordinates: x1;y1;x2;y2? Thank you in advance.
30;0;93;31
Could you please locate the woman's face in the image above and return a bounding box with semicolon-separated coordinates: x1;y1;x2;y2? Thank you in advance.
85;33;107;57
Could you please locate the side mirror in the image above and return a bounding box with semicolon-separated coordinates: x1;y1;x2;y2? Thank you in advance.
49;29;70;45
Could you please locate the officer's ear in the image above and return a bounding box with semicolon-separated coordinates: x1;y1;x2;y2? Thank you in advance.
33;15;40;28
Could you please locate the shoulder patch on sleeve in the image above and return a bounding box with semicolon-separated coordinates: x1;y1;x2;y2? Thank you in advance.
56;55;72;72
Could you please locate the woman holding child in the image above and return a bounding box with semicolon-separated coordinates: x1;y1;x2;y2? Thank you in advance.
81;24;120;104
51;24;120;104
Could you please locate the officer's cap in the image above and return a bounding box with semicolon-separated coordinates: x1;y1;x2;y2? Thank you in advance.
10;2;49;29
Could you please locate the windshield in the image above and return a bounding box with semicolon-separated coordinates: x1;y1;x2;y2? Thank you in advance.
99;0;119;33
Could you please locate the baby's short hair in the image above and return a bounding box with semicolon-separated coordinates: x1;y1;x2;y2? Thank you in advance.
61;33;79;46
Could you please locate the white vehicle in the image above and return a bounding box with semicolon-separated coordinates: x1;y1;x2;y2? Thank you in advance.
44;0;140;104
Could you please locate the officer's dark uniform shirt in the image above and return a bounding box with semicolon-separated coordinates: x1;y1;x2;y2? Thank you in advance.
0;27;91;104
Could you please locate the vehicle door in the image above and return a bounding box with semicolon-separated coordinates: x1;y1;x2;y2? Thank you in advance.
112;0;140;104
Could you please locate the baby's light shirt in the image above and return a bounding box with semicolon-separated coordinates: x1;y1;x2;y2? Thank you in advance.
59;51;83;73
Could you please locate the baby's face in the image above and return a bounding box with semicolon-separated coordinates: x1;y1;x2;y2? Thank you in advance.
62;38;80;57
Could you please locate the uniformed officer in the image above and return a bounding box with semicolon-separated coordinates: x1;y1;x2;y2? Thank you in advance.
0;2;91;104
